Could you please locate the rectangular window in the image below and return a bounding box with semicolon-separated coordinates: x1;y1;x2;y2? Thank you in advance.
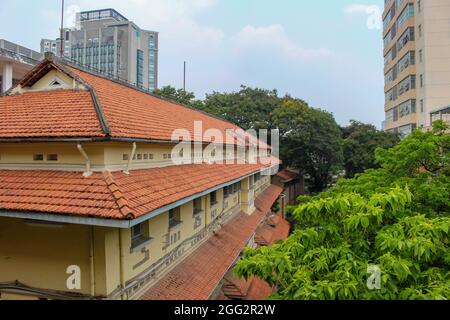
194;198;203;215
33;154;44;161
397;4;414;29
210;191;218;205
419;49;423;63
399;99;416;118
420;99;424;113
224;186;230;199
397;27;414;52
420;74;424;88
385;109;394;122
131;222;151;250
398;51;415;73
47;154;58;161
398;75;416;96
169;208;181;229
131;223;143;241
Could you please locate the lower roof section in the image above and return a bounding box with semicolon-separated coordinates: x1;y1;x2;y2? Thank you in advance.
140;185;283;300
0;160;278;226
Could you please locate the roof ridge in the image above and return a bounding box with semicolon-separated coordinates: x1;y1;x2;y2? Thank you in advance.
57;58;245;131
5;56;111;137
102;171;134;219
50;59;112;136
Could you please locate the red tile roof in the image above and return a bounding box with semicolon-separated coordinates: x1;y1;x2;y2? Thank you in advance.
255;214;291;247
140;185;283;300
276;169;300;182
245;278;274;300
0;162;273;220
0;90;104;138
0;58;269;149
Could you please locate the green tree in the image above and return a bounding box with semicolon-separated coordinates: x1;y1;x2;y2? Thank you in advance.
341;121;399;178
235;121;450;300
154;85;204;109
272;99;343;193
200;86;280;131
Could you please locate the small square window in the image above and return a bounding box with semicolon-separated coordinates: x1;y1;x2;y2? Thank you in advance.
137;154;143;160
123;154;129;161
33;154;44;161
149;154;154;160
47;154;58;161
143;154;149;160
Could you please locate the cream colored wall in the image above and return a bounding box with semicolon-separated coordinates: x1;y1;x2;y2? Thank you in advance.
31;70;74;90
103;142;238;170
417;0;450;127
0;142;105;168
0;217;92;296
384;113;417;131
240;177;256;215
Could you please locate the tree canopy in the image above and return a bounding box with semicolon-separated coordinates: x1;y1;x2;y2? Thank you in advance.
272;99;343;193
154;85;400;193
341;121;400;178
235;121;450;300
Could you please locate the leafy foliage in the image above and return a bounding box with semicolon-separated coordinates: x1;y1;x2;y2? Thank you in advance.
235;122;450;300
341;121;399;178
272;99;343;192
156;85;400;193
154;86;204;109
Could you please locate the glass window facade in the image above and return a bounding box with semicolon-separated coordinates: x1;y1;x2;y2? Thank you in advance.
397;4;414;29
148;34;156;91
137;49;144;88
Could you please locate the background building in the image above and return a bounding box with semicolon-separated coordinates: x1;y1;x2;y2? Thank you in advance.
0;39;43;93
42;8;158;92
382;0;450;136
40;39;59;55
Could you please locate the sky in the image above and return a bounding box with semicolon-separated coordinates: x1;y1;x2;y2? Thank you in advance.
0;0;385;127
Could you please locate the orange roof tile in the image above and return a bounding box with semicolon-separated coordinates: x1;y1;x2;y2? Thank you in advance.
0;162;274;220
245;277;274;300
276;169;300;182
140;185;283;300
0;58;269;149
0;90;104;138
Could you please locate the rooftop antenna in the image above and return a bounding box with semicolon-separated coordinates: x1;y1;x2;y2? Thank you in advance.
183;61;186;91
59;0;65;57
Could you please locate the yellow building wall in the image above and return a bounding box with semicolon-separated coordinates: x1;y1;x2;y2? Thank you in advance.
31;69;75;90
0;170;267;300
0;217;92;296
0;142;105;167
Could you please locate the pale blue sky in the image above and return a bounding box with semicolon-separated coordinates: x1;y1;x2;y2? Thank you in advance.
0;0;385;127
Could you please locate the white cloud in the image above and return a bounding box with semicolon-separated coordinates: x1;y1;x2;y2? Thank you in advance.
235;24;332;61
66;0;224;51
344;4;382;30
344;4;374;14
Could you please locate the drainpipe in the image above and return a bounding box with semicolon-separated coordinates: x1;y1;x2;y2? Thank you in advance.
89;226;96;297
118;228;126;299
124;142;137;175
77;143;92;177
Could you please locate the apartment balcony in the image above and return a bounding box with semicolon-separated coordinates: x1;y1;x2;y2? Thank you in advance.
427;106;450;130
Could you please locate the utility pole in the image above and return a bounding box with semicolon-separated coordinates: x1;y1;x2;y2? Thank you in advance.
59;0;65;57
183;61;186;91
